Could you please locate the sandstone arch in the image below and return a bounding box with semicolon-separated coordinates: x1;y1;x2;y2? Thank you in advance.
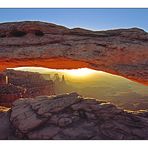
0;21;148;85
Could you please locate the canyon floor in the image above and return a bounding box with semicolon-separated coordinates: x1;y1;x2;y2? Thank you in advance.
1;92;148;140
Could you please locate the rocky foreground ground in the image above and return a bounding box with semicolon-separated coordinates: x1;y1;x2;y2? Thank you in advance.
1;92;148;140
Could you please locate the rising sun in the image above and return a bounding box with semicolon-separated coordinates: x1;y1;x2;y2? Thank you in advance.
63;68;97;77
12;67;103;78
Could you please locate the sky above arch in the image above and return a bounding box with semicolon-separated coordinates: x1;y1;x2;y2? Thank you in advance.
0;8;147;31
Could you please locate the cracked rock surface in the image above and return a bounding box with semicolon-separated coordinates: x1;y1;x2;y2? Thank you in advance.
0;92;147;140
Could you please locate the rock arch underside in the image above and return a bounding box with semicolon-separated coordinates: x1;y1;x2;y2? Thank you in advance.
0;21;148;140
0;21;148;85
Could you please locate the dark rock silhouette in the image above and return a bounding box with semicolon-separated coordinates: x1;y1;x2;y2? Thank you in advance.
0;107;15;139
1;93;148;140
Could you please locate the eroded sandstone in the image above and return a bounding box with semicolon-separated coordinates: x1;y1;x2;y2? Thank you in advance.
1;93;147;140
0;21;148;85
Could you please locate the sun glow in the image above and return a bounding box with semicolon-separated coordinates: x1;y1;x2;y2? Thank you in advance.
63;68;97;77
12;67;104;78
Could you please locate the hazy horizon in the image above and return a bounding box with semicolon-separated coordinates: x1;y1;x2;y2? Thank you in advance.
11;67;148;96
6;66;148;111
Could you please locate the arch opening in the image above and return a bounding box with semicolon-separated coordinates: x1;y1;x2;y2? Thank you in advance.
0;65;148;111
0;57;147;86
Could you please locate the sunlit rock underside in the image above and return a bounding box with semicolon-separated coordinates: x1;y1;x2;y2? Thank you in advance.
0;21;148;85
1;93;148;140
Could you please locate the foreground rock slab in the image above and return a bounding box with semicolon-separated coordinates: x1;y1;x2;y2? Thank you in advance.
0;21;148;85
0;106;15;139
8;93;148;140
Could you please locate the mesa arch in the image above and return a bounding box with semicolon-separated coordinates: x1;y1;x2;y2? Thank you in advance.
0;21;148;85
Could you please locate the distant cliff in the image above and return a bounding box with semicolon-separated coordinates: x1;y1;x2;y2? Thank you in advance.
0;70;55;107
5;69;55;97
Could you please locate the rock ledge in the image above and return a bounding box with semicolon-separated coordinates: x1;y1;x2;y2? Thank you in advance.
0;93;146;140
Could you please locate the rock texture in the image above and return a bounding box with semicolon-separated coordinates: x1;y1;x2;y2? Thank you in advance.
0;106;15;139
0;21;148;85
0;69;55;107
0;83;25;107
5;69;55;98
0;92;147;140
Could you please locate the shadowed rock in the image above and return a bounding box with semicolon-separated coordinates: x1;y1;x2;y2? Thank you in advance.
0;106;15;139
0;21;148;85
6;93;148;140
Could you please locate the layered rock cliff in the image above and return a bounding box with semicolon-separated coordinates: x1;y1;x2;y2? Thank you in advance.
1;93;148;140
0;21;148;85
0;69;55;107
5;69;55;98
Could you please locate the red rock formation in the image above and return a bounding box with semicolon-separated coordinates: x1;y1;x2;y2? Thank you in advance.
0;21;148;85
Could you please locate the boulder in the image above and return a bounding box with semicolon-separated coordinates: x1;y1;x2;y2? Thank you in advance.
8;93;148;140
